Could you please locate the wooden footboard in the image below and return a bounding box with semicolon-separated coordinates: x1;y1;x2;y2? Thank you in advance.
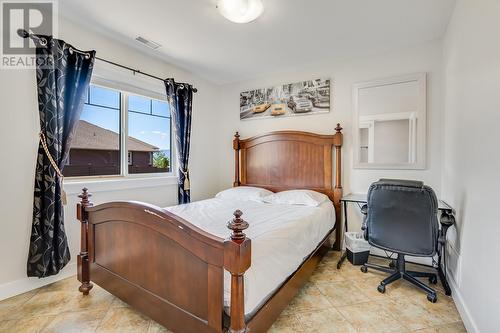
76;188;250;333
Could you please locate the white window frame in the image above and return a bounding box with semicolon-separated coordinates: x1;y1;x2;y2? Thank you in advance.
65;78;176;181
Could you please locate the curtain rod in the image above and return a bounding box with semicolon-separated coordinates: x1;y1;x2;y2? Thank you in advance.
18;29;198;93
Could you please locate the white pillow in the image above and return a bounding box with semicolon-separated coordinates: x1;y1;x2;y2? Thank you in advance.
215;186;274;201
262;190;328;207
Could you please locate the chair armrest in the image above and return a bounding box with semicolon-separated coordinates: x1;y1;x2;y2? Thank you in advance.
360;204;368;240
360;204;368;216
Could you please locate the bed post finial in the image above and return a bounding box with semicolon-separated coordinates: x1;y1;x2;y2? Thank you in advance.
77;188;93;295
224;210;251;333
335;123;343;133
227;210;249;243
233;132;241;187
79;187;91;204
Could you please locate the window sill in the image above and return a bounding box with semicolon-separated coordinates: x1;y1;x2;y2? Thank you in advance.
64;175;179;195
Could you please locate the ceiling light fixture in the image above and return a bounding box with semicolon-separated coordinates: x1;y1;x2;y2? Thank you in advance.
217;0;264;24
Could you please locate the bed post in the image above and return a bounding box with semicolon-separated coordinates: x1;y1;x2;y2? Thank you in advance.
233;132;240;187
224;210;251;333
76;188;93;295
333;124;343;250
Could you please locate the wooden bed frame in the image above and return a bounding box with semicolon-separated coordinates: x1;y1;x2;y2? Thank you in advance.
76;125;343;333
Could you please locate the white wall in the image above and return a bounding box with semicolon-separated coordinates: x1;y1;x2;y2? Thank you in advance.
0;17;220;299
216;40;444;233
442;1;500;332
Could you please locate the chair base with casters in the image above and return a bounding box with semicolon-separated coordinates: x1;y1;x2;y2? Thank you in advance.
361;253;438;303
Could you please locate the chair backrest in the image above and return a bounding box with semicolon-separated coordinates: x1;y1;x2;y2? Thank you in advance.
366;179;438;257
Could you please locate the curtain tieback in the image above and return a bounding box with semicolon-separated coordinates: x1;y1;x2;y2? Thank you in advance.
39;132;67;205
180;169;190;191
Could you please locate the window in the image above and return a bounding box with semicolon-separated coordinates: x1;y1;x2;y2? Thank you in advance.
128;93;171;174
64;84;172;177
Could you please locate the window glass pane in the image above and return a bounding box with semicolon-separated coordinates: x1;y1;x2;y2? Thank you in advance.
152;100;170;117
64;86;121;177
90;85;120;109
128;95;151;114
128;95;171;174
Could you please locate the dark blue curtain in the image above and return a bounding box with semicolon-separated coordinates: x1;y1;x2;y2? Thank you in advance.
165;79;193;204
27;36;95;277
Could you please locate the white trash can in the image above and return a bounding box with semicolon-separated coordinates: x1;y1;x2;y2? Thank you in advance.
345;232;371;265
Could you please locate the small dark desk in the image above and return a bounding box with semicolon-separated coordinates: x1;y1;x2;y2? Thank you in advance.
338;193;455;295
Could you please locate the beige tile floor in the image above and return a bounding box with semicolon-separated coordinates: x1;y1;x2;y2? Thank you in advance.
0;251;465;333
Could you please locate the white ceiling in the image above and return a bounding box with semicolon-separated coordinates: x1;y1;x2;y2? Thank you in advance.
60;0;456;85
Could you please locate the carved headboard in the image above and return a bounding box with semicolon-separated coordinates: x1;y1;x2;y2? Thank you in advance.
233;124;343;226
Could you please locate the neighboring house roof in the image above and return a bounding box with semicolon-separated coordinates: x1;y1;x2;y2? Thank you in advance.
71;120;159;152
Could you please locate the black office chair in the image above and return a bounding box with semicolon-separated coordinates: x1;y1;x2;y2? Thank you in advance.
360;179;439;303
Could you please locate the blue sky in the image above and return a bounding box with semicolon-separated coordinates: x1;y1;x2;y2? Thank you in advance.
80;86;171;150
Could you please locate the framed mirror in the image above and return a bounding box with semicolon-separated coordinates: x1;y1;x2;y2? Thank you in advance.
353;73;426;169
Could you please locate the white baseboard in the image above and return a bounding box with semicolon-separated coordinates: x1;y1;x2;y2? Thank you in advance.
446;267;479;333
0;263;77;301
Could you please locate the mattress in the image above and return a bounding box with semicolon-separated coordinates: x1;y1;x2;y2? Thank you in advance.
165;197;336;316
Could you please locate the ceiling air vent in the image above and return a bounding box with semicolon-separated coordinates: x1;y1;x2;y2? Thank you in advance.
135;36;161;50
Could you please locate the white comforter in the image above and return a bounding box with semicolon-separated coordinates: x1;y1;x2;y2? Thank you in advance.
165;198;336;315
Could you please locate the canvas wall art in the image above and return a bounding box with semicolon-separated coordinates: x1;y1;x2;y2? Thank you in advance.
240;78;331;120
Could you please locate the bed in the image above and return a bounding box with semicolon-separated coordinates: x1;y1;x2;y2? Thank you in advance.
165;196;336;317
76;126;343;333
